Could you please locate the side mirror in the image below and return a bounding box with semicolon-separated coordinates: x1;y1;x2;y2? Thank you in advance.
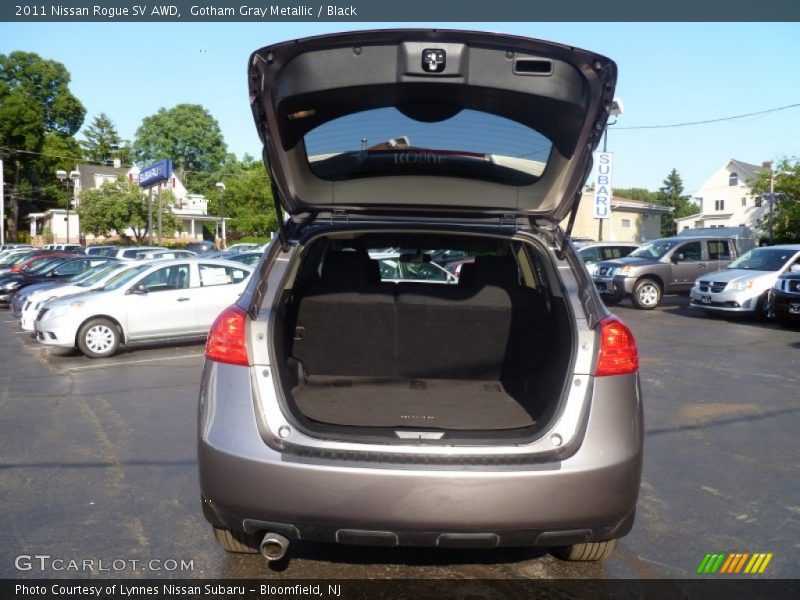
671;253;682;264
128;283;148;295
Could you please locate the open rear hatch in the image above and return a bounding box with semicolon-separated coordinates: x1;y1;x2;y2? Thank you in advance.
248;29;617;224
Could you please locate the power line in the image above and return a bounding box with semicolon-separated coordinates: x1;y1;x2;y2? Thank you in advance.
616;102;800;130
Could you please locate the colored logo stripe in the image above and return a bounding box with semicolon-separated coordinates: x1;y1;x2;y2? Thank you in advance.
698;552;773;574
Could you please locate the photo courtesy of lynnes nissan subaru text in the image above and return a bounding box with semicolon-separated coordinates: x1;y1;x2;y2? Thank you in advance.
197;29;643;564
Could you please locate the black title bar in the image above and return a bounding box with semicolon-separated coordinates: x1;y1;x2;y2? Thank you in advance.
2;0;800;22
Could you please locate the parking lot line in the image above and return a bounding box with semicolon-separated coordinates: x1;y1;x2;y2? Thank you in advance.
65;353;205;371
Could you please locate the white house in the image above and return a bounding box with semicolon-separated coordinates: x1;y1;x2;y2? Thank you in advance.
28;161;221;244
675;159;765;234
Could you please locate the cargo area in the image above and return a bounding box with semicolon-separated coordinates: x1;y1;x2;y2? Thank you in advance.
271;233;574;439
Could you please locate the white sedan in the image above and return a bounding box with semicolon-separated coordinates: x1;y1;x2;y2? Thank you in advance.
34;258;253;358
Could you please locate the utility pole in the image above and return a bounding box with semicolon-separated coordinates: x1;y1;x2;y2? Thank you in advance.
148;187;154;245
157;186;163;245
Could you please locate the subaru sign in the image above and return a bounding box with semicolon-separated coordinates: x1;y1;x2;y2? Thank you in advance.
139;160;173;187
593;152;613;220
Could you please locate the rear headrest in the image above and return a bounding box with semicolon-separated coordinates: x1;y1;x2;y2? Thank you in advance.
320;251;372;287
472;256;520;288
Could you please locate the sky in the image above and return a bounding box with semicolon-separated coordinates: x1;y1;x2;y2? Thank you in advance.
1;21;799;195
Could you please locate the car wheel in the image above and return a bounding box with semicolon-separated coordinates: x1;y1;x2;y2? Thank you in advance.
77;318;121;358
553;539;618;561
754;293;775;322
631;278;661;310
212;527;260;554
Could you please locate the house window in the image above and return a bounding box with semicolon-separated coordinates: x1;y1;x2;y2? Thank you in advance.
741;197;746;207
715;200;725;211
754;196;762;208
729;172;738;186
620;218;631;228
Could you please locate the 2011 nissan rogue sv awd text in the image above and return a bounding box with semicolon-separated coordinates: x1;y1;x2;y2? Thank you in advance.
197;29;643;564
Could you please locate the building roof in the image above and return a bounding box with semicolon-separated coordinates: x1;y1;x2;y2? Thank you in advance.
727;159;762;181
76;163;129;190
610;196;672;213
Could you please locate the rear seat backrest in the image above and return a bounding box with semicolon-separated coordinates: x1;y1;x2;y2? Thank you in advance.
292;252;396;377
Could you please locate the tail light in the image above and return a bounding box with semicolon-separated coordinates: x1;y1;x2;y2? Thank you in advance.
595;315;639;377
205;305;249;366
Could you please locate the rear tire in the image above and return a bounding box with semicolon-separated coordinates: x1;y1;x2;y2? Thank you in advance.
631;279;661;310
212;527;260;554
77;317;121;358
554;539;618;561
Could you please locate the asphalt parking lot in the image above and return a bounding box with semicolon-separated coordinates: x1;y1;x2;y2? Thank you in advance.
0;296;798;581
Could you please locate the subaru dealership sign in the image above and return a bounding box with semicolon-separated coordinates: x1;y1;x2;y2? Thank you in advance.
593;152;613;219
139;160;173;187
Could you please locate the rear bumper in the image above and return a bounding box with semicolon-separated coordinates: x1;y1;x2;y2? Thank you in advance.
198;362;643;547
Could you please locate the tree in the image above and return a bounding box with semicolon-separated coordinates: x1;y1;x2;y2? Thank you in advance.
749;158;800;243
655;168;697;237
0;51;85;240
613;187;659;203
133;104;227;184
81;113;130;165
77;177;181;243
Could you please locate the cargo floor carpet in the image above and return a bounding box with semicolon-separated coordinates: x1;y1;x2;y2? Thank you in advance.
292;376;535;430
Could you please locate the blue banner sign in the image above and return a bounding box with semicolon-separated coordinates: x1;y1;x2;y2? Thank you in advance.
139;160;173;187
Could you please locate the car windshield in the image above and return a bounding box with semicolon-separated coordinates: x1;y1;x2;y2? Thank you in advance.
101;264;151;290
4;253;36;266
629;240;679;259
304;107;552;186
25;257;63;273
727;248;797;271
75;263;119;286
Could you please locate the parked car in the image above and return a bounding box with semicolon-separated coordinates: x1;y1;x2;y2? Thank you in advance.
769;265;800;327
137;249;197;259
85;245;121;256
225;251;263;267
0;249;49;275
371;251;459;284
687;245;800;320
42;243;84;253
0;243;33;251
19;261;133;331
109;246;168;260
11;260;124;319
34;258;253;358
592;236;743;309
186;241;216;254
0;255;72;305
224;243;259;253
198;30;642;564
0;256;116;306
577;242;639;275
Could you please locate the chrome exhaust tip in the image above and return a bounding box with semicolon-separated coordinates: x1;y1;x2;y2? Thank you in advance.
259;532;289;562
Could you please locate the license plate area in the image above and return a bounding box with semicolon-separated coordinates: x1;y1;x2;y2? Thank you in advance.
701;295;712;305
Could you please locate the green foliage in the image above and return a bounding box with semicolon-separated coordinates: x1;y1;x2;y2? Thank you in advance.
81;113;130;165
194;156;279;238
0;51;85;136
614;187;659;203
749;158;800;243
133;104;227;181
0;51;85;240
655;168;698;237
77;176;182;243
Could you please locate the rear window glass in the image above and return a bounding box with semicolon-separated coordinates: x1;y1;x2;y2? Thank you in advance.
304;108;552;186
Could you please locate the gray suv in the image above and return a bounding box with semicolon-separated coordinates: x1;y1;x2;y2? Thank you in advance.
198;30;643;564
592;236;741;309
